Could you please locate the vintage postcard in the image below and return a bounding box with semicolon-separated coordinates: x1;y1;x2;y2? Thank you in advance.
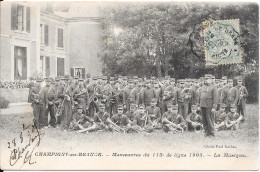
0;1;259;170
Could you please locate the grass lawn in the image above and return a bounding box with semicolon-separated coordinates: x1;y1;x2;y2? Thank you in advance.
0;104;258;170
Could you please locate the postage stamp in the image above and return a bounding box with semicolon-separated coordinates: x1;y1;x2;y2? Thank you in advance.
202;19;242;65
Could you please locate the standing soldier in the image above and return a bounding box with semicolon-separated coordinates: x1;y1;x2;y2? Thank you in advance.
236;76;248;121
27;77;35;103
57;74;73;131
123;78;136;111
197;74;218;137
176;79;190;119
87;76;99;118
141;80;156;107
154;80;162;109
223;79;238;112
72;78;90;115
44;77;56;128
31;77;46;129
190;80;199;106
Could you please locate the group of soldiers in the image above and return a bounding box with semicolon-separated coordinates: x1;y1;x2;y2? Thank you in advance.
0;80;31;89
29;73;248;137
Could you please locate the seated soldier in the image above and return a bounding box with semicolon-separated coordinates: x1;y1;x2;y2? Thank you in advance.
146;98;162;129
78;103;110;133
70;105;94;131
125;103;138;121
226;104;243;130
186;105;203;132
132;104;154;133
162;104;187;133
214;103;228;131
108;104;132;133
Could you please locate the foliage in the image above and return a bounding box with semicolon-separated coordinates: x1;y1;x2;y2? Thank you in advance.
98;3;259;79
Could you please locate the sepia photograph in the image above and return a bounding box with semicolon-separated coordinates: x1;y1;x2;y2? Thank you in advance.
0;1;259;170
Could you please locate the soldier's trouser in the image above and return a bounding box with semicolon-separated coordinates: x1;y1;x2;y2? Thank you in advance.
201;107;214;136
55;104;62;125
109;102;117;117
89;101;99;118
237;104;245;116
61;101;73;130
46;104;56;126
178;102;189;119
33;103;45;129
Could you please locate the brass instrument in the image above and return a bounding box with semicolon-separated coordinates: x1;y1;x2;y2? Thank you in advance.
193;114;204;133
56;84;71;117
90;85;99;103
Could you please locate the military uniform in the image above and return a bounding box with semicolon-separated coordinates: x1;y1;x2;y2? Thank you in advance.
145;98;161;128
87;77;99;118
70;105;93;130
44;78;56;127
162;105;187;132
132;104;153;132
141;81;156;107
58;75;73;130
31;78;46;129
236;77;248;117
72;78;90;115
186;105;203;131
176;80;190;119
222;79;238;112
197;74;218;137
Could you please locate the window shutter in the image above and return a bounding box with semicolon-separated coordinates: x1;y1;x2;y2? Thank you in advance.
70;68;74;78
82;68;86;78
44;25;49;46
11;4;17;30
26;7;30;32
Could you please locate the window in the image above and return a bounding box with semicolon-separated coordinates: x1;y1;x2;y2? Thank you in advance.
57;28;64;48
40;24;48;46
11;4;30;32
45;56;50;77
14;46;27;80
57;57;65;76
40;56;44;73
71;67;86;78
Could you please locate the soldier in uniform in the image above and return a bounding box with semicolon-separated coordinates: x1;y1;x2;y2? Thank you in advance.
223;79;238;113
27;77;35;103
236;76;248;121
92;103;111;131
162;104;187;133
58;74;73;131
31;77;46;129
125;103;138;121
226;104;242;130
154;80;162;109
72;78;90;115
132;104;154;133
145;98;161;129
69;105;94;131
186;105;203;132
87;76;99;118
197;74;218;137
44;77;56;127
123;78;136;111
214;103;228;131
109;104;132;132
141;80;156;107
176;79;190;119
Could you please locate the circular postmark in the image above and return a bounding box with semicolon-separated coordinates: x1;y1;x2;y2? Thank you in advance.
204;21;241;65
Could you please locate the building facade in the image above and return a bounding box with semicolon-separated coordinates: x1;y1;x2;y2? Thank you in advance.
0;2;103;81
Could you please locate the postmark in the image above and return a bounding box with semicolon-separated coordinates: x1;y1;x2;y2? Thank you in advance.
202;19;242;65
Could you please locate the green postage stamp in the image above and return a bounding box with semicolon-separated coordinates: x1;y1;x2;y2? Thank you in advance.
202;19;242;65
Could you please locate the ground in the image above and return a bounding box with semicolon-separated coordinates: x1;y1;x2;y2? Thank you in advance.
0;104;259;170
